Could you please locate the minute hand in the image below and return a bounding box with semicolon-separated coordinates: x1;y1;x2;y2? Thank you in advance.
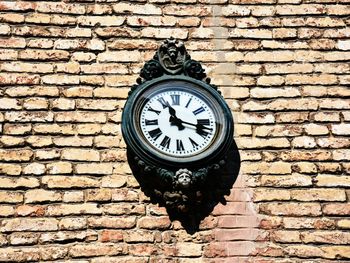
181;120;213;131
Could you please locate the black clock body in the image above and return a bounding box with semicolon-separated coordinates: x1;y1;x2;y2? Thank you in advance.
120;38;239;228
122;75;233;170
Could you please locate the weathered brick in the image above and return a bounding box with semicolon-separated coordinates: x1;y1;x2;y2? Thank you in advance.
236;112;275;124
261;174;312;187
285;245;324;258
104;203;145;216
5;111;54;123
3;124;31;135
242;161;292;175
27;38;54;49
94;136;120;148
254;189;291;202
61;149;99;161
42;74;79;85
111;189;138;202
59;217;87;230
47;203;102;216
316;174;350;187
281;150;332;161
26;136;53;148
255;125;303;137
237;138;290;149
292;136;317;148
138;216;171;230
47;161;73;174
19;50;70;61
55;112;106;123
0;135;25;147
0;149;33;162
23;98;49;110
292;162;317;174
141;28;189;40
304;123;329;135
0;13;25;23
0;246;67;261
1;62;53;74
42;176;99;189
283;217;335;230
62;191;84;203
23;163;45;175
76;163;113;175
323;204;350;216
88;216;136;229
25;189;61;203
322;246;350;259
69;243;126;257
318;138;350;148
6;86;59;97
33;124;74;135
334;150;350;160
163;5;210;16
291;189;346;201
1;218;58;232
272;230;301;243
245;51;294;62
259;203;322;216
338;220;350;229
9;232;39;245
53;136;93;147
35;149;60;160
301;231;350;244
250;5;276;17
36;2;85;14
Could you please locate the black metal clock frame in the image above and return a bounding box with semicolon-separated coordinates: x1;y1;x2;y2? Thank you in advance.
122;38;239;230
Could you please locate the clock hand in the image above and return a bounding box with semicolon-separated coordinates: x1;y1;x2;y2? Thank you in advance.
181;120;213;131
167;102;176;117
169;116;212;131
166;104;185;130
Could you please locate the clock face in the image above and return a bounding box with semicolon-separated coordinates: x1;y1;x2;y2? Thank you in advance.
126;79;230;165
140;89;217;158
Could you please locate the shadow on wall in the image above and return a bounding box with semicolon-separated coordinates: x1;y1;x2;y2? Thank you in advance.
127;141;240;234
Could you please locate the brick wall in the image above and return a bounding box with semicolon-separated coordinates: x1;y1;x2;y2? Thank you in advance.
0;0;350;262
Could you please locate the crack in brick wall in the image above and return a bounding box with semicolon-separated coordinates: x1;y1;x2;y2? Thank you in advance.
0;0;349;262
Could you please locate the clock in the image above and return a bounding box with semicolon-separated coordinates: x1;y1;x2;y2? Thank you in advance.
121;38;238;221
122;76;233;169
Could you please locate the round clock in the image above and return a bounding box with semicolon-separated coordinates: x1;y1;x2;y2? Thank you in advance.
122;75;233;169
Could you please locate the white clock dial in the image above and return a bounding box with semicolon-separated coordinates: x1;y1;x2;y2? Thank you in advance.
139;89;217;158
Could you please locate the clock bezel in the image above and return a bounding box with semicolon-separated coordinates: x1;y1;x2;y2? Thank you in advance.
122;75;234;169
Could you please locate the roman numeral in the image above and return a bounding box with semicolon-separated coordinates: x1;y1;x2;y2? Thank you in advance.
193;107;205;115
176;139;185;151
197;119;210;126
145;119;158;126
171;94;180;105
148;107;161;115
157;97;169;109
185;98;192;108
148;128;162;140
160;136;171;149
197;129;209;138
189;137;199;148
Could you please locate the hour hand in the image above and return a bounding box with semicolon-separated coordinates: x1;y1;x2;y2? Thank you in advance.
166;102;176;117
169;115;185;130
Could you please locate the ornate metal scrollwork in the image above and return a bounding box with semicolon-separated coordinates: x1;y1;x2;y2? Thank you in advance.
132;37;212;89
